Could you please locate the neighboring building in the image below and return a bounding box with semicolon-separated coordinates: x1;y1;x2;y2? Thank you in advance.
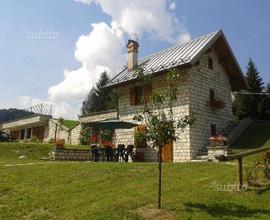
80;30;247;162
0;115;81;145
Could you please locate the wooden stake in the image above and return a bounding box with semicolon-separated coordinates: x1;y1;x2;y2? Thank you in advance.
237;157;243;190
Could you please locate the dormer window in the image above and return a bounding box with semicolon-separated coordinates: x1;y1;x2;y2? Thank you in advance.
208;57;213;70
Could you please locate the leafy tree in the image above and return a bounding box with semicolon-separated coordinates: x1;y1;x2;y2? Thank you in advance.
233;59;264;119
0;108;34;123
133;68;196;209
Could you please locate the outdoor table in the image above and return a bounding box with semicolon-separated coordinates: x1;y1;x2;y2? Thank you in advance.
97;147;116;162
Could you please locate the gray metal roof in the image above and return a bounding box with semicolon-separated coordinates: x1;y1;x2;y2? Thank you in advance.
107;30;223;87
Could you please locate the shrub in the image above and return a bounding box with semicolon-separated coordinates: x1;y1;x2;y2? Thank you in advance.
31;135;39;143
54;139;65;148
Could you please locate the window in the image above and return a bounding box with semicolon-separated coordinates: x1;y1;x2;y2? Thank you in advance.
209;89;215;102
26;128;32;139
130;84;152;106
135;85;144;105
20;129;25;139
211;124;217;136
208;57;213;70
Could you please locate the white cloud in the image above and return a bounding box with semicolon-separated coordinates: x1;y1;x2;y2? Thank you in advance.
45;22;125;118
76;0;190;43
169;2;176;10
16;1;191;119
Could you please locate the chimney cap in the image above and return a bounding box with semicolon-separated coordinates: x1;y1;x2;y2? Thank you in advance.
126;39;139;48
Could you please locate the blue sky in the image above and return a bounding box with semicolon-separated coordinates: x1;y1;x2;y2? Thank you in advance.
0;0;269;118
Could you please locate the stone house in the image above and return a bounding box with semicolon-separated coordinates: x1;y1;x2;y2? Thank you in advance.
80;30;247;162
0;115;81;145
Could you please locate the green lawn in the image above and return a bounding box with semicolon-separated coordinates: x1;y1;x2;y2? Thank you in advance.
231;121;270;163
232;121;270;151
62;120;79;129
1;126;270;220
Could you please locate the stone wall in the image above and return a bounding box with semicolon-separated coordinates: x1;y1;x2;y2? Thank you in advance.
80;110;117;123
70;124;82;145
188;50;233;160
44;120;70;143
53;148;91;161
115;71;190;162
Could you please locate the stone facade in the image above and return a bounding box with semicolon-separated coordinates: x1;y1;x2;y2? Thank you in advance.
113;49;233;162
70;124;82;145
188;50;233;160
79;49;234;161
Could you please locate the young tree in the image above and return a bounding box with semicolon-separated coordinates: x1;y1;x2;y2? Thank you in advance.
233;59;264;119
133;68;196;209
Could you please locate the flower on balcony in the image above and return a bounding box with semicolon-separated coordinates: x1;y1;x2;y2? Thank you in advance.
209;98;226;109
209;135;227;146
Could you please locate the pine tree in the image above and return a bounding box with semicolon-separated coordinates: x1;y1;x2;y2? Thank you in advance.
81;71;117;116
233;59;264;119
246;59;264;92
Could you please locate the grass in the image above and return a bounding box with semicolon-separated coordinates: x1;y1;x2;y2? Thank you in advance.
1;142;270;219
232;121;270;150
231;121;270;164
62;120;79;129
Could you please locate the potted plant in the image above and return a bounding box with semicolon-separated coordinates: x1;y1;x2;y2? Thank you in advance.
54;138;65;150
209;135;227;146
135;132;147;148
99;130;113;147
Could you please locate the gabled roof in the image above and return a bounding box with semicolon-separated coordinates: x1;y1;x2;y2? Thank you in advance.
107;29;247;91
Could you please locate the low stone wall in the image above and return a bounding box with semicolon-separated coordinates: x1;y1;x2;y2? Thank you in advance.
54;148;91;161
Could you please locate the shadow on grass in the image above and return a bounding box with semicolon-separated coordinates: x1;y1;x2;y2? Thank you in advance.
232;121;270;150
247;184;270;195
184;202;270;218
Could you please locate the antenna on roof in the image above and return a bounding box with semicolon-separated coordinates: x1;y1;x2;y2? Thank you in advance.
24;103;53;116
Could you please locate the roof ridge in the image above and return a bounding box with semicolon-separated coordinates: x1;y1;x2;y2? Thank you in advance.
108;29;222;86
137;30;221;62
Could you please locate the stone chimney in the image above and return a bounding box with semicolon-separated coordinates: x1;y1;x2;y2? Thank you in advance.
127;39;139;71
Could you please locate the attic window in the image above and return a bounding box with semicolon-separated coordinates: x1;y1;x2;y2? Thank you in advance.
208;57;213;70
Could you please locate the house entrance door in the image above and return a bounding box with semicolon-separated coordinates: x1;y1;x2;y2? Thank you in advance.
162;140;173;162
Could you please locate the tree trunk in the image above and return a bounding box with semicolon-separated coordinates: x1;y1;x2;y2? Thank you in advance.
54;124;58;141
158;145;162;209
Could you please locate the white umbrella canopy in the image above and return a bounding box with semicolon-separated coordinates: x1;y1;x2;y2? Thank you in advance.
90;119;139;130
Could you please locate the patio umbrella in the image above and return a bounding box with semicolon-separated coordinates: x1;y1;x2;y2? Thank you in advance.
90;119;139;130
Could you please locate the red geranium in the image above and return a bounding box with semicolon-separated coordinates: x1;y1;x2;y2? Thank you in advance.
90;134;98;144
